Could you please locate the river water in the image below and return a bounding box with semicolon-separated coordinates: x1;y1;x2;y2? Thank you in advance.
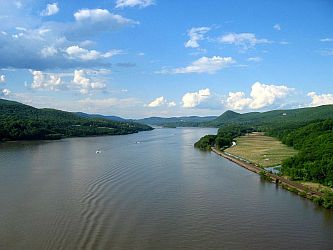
0;127;332;250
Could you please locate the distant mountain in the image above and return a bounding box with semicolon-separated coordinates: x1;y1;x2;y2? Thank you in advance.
206;105;333;127
136;116;218;126
0;99;152;141
75;112;126;122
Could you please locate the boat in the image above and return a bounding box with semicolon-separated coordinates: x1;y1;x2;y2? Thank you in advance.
96;149;102;154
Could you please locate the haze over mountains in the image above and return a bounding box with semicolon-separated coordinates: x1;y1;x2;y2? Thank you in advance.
2;98;333;133
75;104;333;128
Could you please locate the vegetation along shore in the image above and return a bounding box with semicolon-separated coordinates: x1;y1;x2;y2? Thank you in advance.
0;99;153;141
195;105;333;209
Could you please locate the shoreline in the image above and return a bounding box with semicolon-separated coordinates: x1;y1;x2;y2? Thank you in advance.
0;128;154;143
211;147;322;199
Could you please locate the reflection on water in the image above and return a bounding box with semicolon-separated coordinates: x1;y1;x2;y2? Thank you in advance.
0;128;333;250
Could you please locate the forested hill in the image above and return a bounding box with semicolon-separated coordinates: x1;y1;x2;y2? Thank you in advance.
136;116;217;127
75;112;126;122
195;105;333;206
0;99;152;141
206;105;333;127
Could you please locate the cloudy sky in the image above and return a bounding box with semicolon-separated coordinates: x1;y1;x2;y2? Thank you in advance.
0;0;332;118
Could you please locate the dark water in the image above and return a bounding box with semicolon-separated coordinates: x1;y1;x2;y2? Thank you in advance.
0;128;333;250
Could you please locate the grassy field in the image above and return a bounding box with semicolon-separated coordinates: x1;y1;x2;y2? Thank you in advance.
225;132;297;167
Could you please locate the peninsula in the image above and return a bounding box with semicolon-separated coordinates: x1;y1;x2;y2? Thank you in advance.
195;105;333;208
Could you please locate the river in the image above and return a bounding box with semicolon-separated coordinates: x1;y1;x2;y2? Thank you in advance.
0;127;332;249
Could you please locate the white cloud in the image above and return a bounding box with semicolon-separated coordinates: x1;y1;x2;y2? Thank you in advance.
0;6;136;70
226;82;293;110
1;88;11;96
74;9;136;25
41;3;59;17
273;24;281;31
182;88;211;108
65;45;121;61
70;9;138;38
146;96;177;108
320;38;333;42
218;33;270;50
159;56;234;74
168;101;176;107
147;96;166;107
41;46;58;58
185;27;210;48
29;69;111;94
226;92;252;110
0;74;5;83
247;57;262;62
73;69;106;94
30;70;64;91
308;92;333;106
115;0;154;8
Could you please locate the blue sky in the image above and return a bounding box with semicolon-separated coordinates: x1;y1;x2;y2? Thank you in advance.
0;0;332;118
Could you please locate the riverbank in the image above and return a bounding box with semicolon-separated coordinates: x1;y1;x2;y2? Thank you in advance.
211;147;323;200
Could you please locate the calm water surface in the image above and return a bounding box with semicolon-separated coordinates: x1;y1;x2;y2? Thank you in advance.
0;128;333;250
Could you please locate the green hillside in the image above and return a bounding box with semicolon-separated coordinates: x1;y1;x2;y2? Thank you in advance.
0;99;152;141
136;116;217;127
195;105;333;207
207;105;333;128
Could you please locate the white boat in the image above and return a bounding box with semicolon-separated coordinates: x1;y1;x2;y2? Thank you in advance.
96;150;102;154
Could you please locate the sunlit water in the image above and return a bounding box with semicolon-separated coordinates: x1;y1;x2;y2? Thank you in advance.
0;128;332;250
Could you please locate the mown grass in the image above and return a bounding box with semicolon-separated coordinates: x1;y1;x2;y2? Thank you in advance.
225;132;297;167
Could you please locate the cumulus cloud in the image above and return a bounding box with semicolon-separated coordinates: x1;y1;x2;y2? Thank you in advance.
74;8;136;25
168;101;176;107
30;70;64;91
226;82;293;110
73;69;106;94
185;27;210;48
273;24;281;31
41;3;59;16
218;33;270;50
41;46;58;58
308;92;333;106
147;96;176;108
115;0;154;8
29;69;110;94
1;88;11;96
64;9;138;39
147;96;165;107
65;46;122;61
0;75;5;83
0;7;135;70
182;88;211;108
159;56;234;74
226;92;252;110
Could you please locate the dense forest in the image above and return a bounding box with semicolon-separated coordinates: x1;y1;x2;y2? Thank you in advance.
194;125;255;150
0;99;153;141
195;105;333;207
270;120;333;187
136;116;217;127
204;105;333;128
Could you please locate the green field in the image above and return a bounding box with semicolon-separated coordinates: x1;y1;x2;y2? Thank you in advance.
225;132;297;167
